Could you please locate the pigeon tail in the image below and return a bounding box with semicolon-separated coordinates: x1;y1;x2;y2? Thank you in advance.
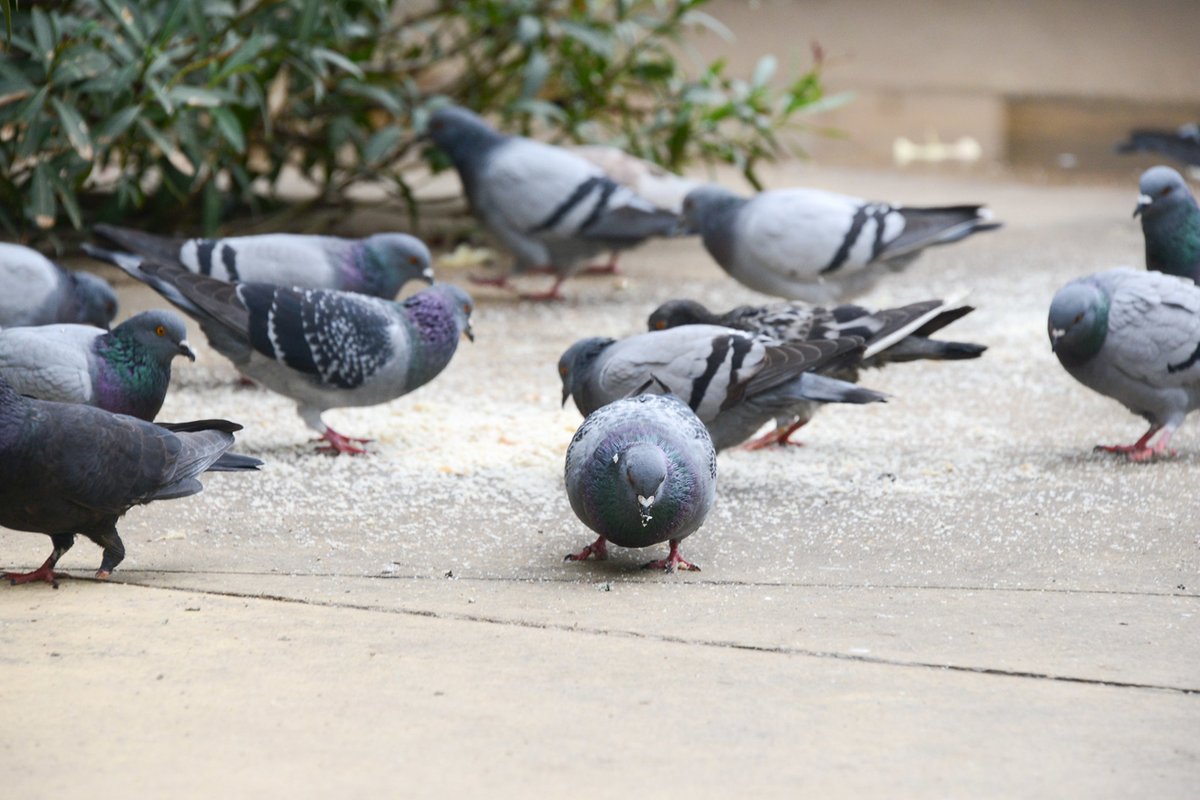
792;372;888;405
94;224;184;265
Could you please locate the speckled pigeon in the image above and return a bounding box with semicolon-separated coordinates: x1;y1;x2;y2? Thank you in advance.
0;310;194;421
0;243;118;329
426;104;682;300
0;374;261;586
1133;166;1200;283
1116;125;1200;168
648;296;985;446
100;251;474;454
1049;267;1200;461
681;184;999;303
564;393;716;572
88;224;434;298
558;325;885;451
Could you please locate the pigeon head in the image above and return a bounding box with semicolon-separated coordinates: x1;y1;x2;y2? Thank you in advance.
426;104;507;175
1048;279;1109;366
558;337;616;408
681;185;745;234
115;310;196;364
1135;166;1193;218
614;442;670;528
73;270;119;329
414;282;475;343
361;233;435;297
647;299;718;331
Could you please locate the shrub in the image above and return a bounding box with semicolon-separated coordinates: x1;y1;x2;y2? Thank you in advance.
0;0;848;240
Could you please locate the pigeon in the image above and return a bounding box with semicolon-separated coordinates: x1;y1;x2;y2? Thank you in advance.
88;224;434;298
0;310;195;421
0;374;261;585
681;184;999;304
1133;166;1200;283
96;248;474;454
0;243;118;329
1116;124;1200;168
1048;267;1200;461
558;325;885;451
564;393;716;572
648;297;986;446
426;104;682;300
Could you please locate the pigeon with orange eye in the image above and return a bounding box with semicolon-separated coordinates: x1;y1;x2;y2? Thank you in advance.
86;225;434;300
1133;166;1200;283
0;309;194;422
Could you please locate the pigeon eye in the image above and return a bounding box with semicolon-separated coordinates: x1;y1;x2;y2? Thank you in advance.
559;365;568;377
155;325;166;336
1160;186;1173;196
654;320;666;330
463;304;472;315
409;256;419;265
1072;313;1083;325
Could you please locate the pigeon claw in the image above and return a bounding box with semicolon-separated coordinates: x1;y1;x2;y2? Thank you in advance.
5;562;70;589
642;540;700;573
564;536;608;563
316;428;372;456
743;420;809;450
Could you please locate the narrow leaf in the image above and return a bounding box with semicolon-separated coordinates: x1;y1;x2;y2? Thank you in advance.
211;106;245;153
51;97;94;160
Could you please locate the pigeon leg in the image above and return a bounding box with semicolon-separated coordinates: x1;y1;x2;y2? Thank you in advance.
6;534;74;588
316;426;371;456
642;539;700;573
519;275;567;302
743;419;809;450
87;525;125;580
468;273;516;290
564;535;608;563
1095;425;1163;460
1128;428;1178;462
580;252;622;276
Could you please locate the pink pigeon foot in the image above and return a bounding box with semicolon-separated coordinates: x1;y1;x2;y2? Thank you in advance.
1094;426;1175;461
580;254;621;276
642;540;700;573
316;427;372;456
565;535;608;563
519;276;567;302
743;419;809;450
6;557;70;589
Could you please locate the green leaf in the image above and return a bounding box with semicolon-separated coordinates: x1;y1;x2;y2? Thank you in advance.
311;47;366;80
137;118;195;176
211;106;245;153
30;7;54;67
49;166;83;229
29;162;56;229
51;97;94;160
520;50;550;99
93;104;142;144
214;33;275;82
167;86;235;108
363;124;402;165
751;55;776;88
558;21;613;58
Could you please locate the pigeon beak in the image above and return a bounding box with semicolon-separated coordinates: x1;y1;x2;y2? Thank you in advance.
463;323;474;343
637;494;655;527
1133;193;1152;217
561;385;571;408
179;340;197;362
422;267;435;284
1048;327;1065;351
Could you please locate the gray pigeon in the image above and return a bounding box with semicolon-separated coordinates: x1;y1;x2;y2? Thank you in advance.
1116;125;1200;168
681;184;999;303
558;325;885;451
648;297;985;446
426;104;682;300
1048;267;1200;461
0;374;261;585
98;249;474;454
0;310;195;421
0;243;118;329
1133;166;1200;283
88;224;434;298
564;393;716;572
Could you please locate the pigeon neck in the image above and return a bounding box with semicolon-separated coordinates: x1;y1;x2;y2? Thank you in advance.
699;197;744;267
1056;296;1109;368
349;243;401;299
1144;200;1200;278
94;333;171;419
401;293;463;390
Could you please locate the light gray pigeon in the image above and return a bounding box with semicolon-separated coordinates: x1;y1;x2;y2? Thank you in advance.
558;325;885;451
1048;267;1200;461
97;250;475;455
426;104;682;300
1117;125;1200;168
88;224;434;298
1133;166;1200;283
564;393;716;572
0;310;195;421
681;184;999;304
0;374;261;585
0;243;118;329
648;296;985;446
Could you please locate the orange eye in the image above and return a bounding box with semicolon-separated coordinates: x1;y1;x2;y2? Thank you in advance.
155;325;166;336
463;304;472;314
409;255;419;265
559;365;568;376
654;320;666;330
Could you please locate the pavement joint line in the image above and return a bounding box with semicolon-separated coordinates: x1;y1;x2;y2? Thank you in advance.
111;579;1200;697
97;568;1200;599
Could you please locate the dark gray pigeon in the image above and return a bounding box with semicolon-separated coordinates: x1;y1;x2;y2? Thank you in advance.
0;374;261;586
1116;125;1200;168
1133;166;1200;283
681;184;999;304
564;393;716;572
87;224;434;299
0;310;194;421
426;104;682;300
1049;267;1200;461
0;243;118;329
648;296;985;446
558;325;885;451
99;250;474;454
